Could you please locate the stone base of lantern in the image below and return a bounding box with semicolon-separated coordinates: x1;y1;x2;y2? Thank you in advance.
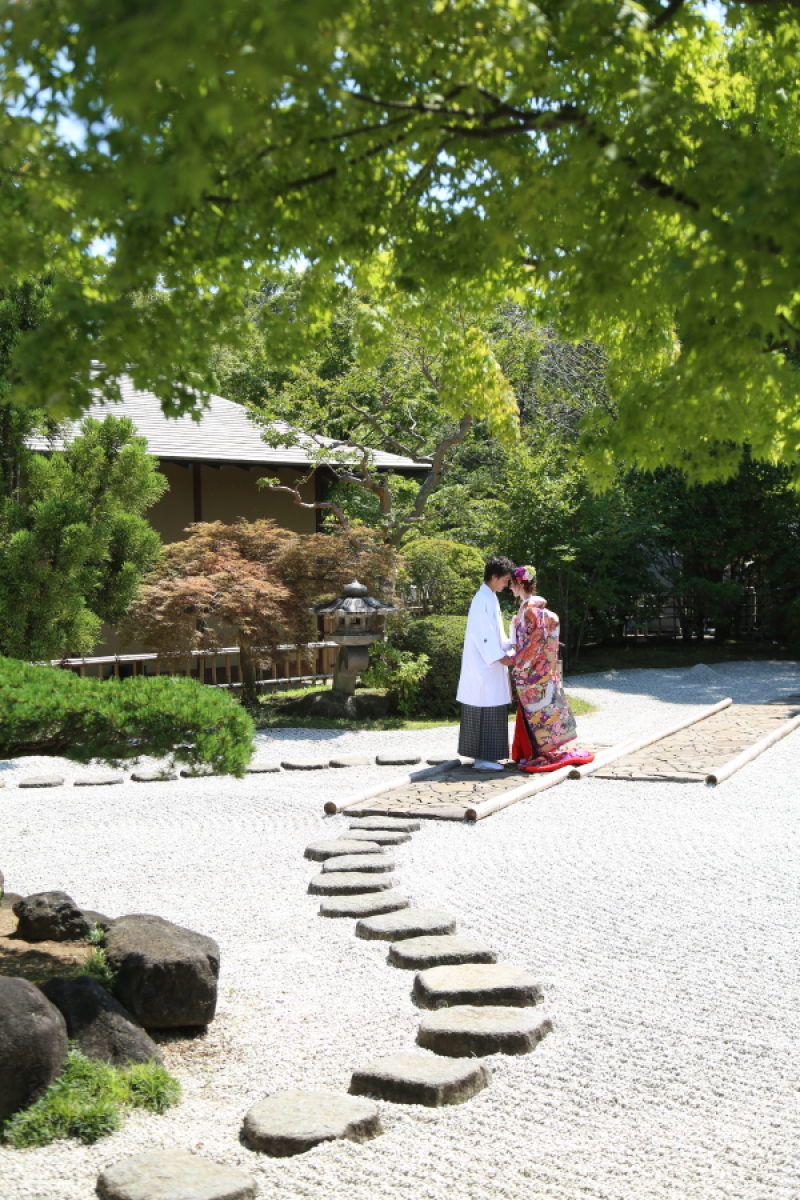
281;689;390;720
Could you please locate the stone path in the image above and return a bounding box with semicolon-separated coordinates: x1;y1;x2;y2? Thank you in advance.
594;701;800;781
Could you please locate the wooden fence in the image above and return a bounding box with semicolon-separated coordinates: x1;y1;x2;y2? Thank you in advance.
50;641;339;692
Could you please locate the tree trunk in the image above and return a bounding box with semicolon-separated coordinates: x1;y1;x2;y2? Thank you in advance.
239;644;259;707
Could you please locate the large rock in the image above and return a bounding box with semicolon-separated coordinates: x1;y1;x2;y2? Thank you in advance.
0;977;68;1122
13;891;91;942
349;1052;490;1107
105;914;220;1028
40;976;162;1066
97;1150;255;1200
417;1004;553;1057
243;1089;381;1156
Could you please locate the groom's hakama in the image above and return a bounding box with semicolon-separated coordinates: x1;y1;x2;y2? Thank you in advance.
456;583;514;762
457;703;511;762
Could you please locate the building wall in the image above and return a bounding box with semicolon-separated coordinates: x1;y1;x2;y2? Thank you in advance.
148;462;317;540
97;462;318;655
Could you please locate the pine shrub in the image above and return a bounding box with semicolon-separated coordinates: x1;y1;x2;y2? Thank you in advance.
0;658;254;775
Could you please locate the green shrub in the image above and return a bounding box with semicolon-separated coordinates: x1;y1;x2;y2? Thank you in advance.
0;658;254;776
362;643;431;715
2;1049;181;1147
398;539;485;616
390;616;467;717
785;596;800;655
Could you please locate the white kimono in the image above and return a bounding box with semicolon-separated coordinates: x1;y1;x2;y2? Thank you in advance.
456;583;513;707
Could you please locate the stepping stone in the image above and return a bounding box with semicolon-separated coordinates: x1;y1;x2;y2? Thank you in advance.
427;755;458;765
304;839;383;861
130;770;177;782
414;963;543;1009
73;776;124;787
281;759;327;770
417;1004;553;1057
389;934;497;970
319;893;410;919
308;872;395;896
346;829;411;846
246;764;281;773
349;1052;490;1107
18;776;64;788
376;754;421;766
242;1088;380;1156
322;854;394;873
97;1148;255;1200
356;908;457;942
349;817;421;832
330;755;371;768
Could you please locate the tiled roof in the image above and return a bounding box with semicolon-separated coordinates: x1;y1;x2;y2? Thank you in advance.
26;375;428;472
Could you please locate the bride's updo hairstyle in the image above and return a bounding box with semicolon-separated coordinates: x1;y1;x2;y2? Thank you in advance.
513;565;538;594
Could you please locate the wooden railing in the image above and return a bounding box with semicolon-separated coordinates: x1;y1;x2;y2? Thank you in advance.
51;641;339;692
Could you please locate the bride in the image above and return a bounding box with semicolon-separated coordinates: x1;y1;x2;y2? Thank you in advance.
509;566;594;773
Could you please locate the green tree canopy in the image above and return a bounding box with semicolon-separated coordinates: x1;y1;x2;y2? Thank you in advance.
3;2;800;480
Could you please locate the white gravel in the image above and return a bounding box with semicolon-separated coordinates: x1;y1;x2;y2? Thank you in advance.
2;660;799;1200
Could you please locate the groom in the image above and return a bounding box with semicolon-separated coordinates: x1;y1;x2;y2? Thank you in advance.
457;556;516;770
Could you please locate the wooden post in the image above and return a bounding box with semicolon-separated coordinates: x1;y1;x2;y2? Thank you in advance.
113;659;119;679
225;654;232;687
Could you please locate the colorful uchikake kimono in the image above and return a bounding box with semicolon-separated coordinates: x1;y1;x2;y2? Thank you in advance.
510;598;593;773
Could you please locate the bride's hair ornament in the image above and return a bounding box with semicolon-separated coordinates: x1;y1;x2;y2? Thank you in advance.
514;565;537;586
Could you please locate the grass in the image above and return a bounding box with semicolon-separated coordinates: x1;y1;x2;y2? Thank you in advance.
77;946;116;992
252;683;597;730
1;1048;181;1148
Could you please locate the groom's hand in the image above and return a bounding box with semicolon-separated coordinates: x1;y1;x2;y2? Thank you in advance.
499;654;516;666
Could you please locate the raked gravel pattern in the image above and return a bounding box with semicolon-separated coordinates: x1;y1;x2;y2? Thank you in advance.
1;659;799;1199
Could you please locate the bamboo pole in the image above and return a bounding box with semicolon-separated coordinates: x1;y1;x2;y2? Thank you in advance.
464;765;575;822
705;712;800;785
567;697;734;779
324;760;461;815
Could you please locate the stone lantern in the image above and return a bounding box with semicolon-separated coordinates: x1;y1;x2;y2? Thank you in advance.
311;580;397;696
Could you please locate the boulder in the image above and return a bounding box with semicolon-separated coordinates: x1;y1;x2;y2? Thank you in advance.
0;977;68;1122
106;914;219;1028
40;976;162;1066
82;909;114;934
13;891;92;942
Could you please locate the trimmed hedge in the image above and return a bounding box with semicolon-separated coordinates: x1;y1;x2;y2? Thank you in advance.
390;616;467;718
0;658;254;776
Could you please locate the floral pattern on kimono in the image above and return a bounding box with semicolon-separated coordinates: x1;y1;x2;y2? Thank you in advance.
511;599;577;757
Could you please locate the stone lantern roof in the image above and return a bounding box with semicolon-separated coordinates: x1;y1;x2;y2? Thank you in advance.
311;580;397;617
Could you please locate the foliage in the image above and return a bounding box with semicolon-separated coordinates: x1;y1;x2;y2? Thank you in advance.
0;658;255;775
212;284;530;546
390;617;469;718
5;5;800;480
362;643;431;715
1;1049;181;1148
0;279;167;660
123;520;398;703
398;539;486;616
78;948;115;993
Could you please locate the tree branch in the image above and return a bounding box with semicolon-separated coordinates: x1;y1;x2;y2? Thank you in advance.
648;0;687;32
